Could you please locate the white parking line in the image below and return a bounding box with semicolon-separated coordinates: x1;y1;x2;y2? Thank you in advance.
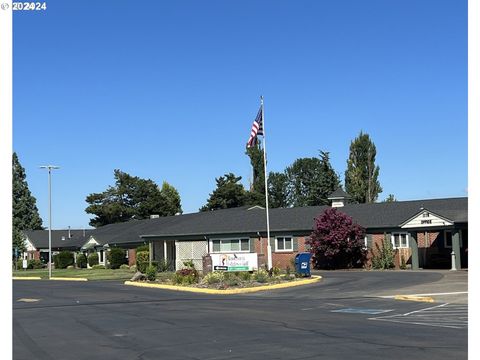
378;291;468;298
369;303;468;329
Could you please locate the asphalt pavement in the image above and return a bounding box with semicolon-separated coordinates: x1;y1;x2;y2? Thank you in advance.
13;270;468;360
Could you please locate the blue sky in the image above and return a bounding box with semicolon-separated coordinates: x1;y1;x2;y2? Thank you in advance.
12;0;467;229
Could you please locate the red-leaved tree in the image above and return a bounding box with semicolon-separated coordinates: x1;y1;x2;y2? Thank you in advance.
306;208;367;269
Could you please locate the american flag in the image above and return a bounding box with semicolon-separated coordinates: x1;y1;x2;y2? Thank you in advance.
246;106;263;148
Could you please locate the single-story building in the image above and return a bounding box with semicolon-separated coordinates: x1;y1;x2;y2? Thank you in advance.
22;193;468;272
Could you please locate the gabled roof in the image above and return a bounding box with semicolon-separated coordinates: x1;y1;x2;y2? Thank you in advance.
23;229;92;250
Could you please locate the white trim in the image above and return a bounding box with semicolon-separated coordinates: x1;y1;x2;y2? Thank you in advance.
391;232;409;249
275;236;294;252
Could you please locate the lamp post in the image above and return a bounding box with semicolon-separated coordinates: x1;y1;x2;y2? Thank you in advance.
40;165;60;279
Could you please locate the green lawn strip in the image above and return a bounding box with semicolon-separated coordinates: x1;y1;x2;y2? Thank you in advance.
12;269;136;281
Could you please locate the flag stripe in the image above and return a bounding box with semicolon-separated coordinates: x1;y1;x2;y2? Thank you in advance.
247;106;263;147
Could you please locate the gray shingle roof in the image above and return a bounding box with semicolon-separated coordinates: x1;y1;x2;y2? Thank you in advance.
37;197;466;248
24;230;92;250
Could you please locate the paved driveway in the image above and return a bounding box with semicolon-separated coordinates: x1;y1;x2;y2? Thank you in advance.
13;270;468;360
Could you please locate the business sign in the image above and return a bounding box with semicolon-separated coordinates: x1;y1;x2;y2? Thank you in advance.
211;253;258;272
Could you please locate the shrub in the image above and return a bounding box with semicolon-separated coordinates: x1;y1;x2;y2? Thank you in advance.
53;251;74;269
136;251;150;273
67;265;75;269
108;247;127;269
158;259;173;272
371;234;395;270
306;208;367;269
146;265;157;281
136;244;150;252
173;268;198;285
202;271;224;285
88;253;99;267
223;272;241;286
119;264;130;270
92;264;105;269
238;271;252;281
76;253;87;268
271;266;281;276
29;259;43;269
253;269;269;283
129;265;137;272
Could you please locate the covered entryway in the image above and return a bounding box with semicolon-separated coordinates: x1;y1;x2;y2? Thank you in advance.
151;240;176;271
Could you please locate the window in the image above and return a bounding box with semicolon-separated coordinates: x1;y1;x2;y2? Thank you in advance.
391;233;409;249
211;238;250;253
444;231;452;248
276;236;293;252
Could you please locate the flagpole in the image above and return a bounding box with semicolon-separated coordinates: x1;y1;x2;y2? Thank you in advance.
261;96;273;270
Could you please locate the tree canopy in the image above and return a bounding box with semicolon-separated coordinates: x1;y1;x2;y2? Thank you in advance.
12;152;43;251
285;151;340;207
345;131;382;203
306;207;366;269
200;173;247;211
85;169;182;227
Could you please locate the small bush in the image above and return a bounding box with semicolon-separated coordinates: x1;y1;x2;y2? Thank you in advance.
29;259;43;269
146;265;157;281
202;271;224;284
371;234;395;270
53;251;74;269
92;264;105;269
136;251;150;272
271;266;281;276
129;265;137;272
253;269;269;283
173;268;198;285
108;247;127;269
223;272;241;286
136;244;150;252
238;271;252;281
88;253;99;267
76;253;87;268
158;259;173;272
119;264;130;270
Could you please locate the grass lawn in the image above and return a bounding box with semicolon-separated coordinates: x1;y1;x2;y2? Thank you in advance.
12;268;138;281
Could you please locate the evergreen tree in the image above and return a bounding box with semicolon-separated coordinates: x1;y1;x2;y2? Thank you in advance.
383;194;397;202
200;173;247;211
345;131;382;203
317;151;341;205
12;152;43;251
85;170;182;227
245;141;265;207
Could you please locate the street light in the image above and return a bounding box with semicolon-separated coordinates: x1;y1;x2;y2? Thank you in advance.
39;165;60;279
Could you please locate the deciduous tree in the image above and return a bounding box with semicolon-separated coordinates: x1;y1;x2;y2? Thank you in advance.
306;208;366;269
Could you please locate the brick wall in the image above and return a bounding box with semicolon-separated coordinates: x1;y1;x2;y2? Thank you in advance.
128;249;136;267
255;236;308;270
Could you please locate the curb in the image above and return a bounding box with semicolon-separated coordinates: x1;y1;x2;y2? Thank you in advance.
124;275;322;294
12;277;88;281
13;277;42;280
394;295;435;303
50;277;88;281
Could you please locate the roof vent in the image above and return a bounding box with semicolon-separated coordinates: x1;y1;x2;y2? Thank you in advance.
61;236;66;241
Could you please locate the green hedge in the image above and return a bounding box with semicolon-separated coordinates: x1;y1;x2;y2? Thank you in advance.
88;253;99;267
76;253;87;268
53;251;74;269
107;247;127;269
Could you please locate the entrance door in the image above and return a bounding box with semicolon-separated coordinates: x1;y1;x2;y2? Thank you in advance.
166;241;176;271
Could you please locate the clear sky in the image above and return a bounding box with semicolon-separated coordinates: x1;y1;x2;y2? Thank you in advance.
12;0;467;229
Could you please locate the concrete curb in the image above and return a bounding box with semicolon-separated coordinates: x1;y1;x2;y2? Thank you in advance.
13;277;42;280
50;277;88;281
394;295;435;303
13;277;88;281
124;275;322;294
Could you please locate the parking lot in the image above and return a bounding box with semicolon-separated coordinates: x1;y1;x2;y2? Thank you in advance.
13;270;468;360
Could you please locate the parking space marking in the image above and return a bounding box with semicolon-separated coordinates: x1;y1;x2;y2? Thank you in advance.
369;303;468;329
332;308;393;315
